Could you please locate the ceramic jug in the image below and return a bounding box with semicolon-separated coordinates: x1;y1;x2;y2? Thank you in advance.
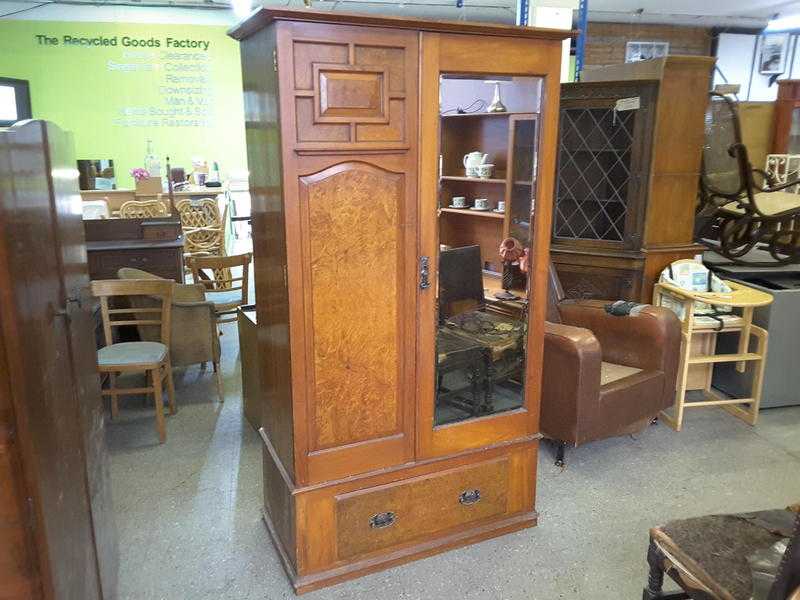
463;151;488;168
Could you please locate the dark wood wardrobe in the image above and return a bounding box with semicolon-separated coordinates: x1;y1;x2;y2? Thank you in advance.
0;120;117;599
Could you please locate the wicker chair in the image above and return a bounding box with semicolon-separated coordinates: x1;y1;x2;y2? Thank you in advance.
176;197;226;258
696;92;800;265
118;199;169;219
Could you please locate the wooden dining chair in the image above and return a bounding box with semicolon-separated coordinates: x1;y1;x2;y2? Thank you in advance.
186;253;251;325
118;198;169;219
91;279;176;443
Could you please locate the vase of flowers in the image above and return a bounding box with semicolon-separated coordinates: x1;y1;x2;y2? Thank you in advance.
131;167;162;194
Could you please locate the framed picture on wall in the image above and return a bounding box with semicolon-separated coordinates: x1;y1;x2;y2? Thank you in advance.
625;41;669;63
759;33;790;74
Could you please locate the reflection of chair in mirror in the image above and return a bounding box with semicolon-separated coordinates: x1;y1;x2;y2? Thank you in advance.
436;245;526;422
697;92;800;265
541;265;681;466
118;198;169;219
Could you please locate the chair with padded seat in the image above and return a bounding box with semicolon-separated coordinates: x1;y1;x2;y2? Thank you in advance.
117;267;223;402
541;265;682;466
187;253;251;326
643;505;800;600
91;278;175;443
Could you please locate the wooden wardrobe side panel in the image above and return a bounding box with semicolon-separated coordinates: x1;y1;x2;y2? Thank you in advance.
0;134;40;598
242;26;297;479
0;121;102;600
643;57;714;247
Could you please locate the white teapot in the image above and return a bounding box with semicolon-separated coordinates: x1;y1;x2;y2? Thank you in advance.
463;151;489;168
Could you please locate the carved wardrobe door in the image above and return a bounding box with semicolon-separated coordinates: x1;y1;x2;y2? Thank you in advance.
276;21;418;485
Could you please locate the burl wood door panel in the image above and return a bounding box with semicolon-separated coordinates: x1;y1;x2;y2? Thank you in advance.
299;162;404;449
277;22;418;484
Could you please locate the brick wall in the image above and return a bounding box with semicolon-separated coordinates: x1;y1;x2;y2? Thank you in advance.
584;22;713;68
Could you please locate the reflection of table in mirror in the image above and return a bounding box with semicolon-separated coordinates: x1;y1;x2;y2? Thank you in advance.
482;272;527;318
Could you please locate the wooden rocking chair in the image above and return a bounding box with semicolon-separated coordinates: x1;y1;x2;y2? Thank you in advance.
696;92;800;265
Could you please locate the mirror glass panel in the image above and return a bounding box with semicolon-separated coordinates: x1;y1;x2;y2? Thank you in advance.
434;74;542;427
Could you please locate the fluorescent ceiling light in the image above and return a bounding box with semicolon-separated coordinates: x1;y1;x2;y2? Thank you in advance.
231;0;252;19
765;13;800;32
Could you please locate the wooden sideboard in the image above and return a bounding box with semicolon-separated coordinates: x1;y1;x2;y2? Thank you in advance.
83;218;185;281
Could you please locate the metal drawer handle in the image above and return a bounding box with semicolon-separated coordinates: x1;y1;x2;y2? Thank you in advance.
459;489;481;506
369;511;396;529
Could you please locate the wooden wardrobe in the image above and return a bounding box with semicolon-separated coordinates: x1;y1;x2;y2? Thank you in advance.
551;56;714;303
0;121;117;599
230;8;567;593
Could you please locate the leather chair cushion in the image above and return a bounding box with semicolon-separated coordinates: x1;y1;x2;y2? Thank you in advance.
98;342;167;367
600;361;642;386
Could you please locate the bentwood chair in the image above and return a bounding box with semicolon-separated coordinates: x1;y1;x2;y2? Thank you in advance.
187;253;251;326
118;199;169;219
697;92;800;265
91;279;176;443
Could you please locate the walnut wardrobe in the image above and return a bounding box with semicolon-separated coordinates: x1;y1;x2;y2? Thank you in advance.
230;9;568;593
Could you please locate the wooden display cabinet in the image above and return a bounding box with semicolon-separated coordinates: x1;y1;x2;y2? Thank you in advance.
230;8;567;593
772;79;800;154
551;56;714;303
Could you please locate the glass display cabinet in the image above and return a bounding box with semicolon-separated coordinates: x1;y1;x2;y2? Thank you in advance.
230;8;567;593
551;56;715;303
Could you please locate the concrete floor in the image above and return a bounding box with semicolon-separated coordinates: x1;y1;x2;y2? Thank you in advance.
109;324;800;600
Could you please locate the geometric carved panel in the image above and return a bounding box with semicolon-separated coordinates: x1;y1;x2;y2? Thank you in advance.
300;162;404;449
292;36;411;147
315;64;388;123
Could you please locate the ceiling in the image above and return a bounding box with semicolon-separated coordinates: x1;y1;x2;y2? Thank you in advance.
1;0;800;29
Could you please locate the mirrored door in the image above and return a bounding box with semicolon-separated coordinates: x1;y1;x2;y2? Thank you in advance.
432;74;541;428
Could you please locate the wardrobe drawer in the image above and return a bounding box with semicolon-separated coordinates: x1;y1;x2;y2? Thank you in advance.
335;457;510;560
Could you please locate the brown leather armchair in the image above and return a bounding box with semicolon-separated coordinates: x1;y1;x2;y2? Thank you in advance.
542;267;681;466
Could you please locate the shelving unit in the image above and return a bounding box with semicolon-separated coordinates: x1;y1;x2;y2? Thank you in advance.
438;111;539;273
440;207;505;219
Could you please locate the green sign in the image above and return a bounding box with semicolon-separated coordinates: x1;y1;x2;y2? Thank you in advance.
0;20;247;187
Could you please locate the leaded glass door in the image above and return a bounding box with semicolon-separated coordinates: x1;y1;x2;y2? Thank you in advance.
553;86;653;251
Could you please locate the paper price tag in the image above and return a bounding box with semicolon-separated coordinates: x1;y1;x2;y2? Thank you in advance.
615;97;640;112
